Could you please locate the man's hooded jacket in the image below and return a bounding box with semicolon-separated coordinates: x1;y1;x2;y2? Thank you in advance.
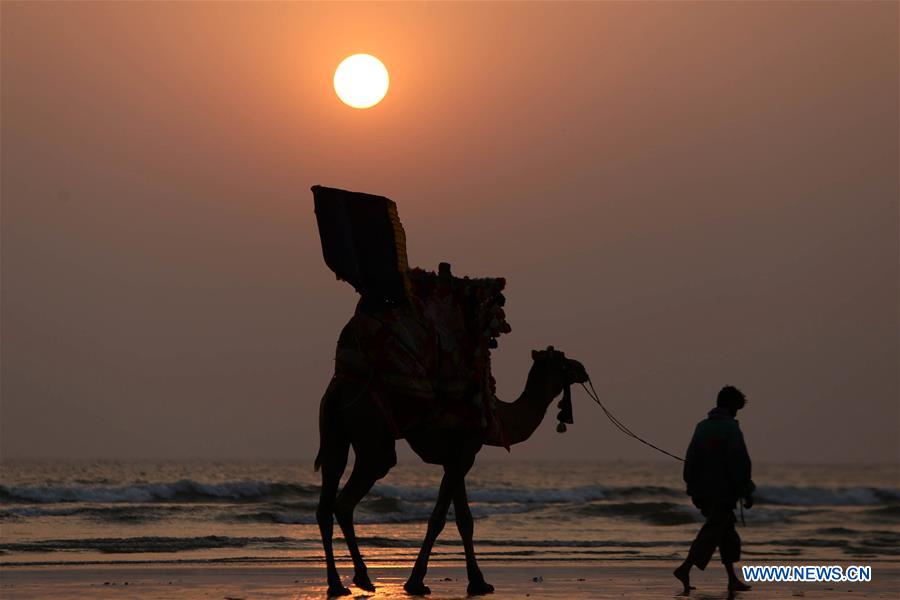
683;406;755;506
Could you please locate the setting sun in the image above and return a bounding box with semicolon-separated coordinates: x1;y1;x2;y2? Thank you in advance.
333;54;389;109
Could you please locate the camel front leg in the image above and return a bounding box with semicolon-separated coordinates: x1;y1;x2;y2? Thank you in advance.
454;481;493;595
404;469;460;595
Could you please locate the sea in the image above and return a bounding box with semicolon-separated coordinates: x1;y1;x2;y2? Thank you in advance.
1;460;897;568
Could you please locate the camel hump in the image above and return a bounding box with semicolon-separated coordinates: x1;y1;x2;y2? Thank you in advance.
332;268;512;436
335;303;436;390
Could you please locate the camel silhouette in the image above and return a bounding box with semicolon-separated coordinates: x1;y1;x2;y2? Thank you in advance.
314;344;588;596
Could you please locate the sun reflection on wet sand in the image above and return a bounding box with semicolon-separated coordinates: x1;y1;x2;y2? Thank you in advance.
6;565;897;599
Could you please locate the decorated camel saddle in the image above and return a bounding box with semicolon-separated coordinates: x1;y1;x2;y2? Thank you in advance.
312;186;511;438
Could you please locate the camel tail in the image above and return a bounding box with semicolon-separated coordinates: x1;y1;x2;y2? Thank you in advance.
314;377;338;472
314;400;326;472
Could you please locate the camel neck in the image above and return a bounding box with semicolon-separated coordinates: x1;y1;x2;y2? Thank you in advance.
489;385;556;447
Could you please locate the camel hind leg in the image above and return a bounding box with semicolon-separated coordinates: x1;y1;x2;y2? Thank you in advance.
334;435;397;592
454;481;493;595
316;440;350;596
315;379;351;596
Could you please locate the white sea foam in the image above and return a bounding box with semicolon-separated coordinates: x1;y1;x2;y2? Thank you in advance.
2;480;897;507
755;485;900;506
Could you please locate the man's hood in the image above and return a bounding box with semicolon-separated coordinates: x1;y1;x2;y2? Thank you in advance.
707;406;734;420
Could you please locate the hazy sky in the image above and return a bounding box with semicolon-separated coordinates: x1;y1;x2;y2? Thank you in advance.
2;2;897;463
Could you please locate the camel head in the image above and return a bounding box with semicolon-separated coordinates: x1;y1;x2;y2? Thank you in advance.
527;346;589;432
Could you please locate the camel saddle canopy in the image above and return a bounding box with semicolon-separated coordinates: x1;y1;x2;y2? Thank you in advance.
312;186;511;437
312;185;409;303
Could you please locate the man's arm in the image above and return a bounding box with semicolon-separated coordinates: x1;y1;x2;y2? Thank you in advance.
729;426;755;499
683;427;700;496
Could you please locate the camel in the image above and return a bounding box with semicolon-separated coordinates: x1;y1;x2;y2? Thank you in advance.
314;343;589;597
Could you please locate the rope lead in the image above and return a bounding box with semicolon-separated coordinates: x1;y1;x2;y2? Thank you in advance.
581;379;685;462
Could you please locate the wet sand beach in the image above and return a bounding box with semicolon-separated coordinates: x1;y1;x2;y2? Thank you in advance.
2;564;899;599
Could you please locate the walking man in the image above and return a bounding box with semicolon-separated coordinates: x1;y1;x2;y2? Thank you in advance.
675;385;755;593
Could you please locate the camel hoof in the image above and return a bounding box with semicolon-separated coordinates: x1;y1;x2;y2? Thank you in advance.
354;572;376;592
403;580;431;595
467;580;495;595
326;584;352;597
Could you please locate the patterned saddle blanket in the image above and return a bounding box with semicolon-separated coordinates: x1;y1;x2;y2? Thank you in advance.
334;266;510;437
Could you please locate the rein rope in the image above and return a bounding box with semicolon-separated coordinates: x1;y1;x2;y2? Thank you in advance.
580;378;685;462
579;377;753;524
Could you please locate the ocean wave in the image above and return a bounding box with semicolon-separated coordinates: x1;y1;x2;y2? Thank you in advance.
741;506;817;524
0;536;297;554
864;505;900;520
755;485;900;506
812;527;900;538
229;500;540;525
577;501;698;526
5;532;896;559
373;483;899;507
229;510;439;525
329;536;684;549
2;479;896;509
0;505;190;522
0;480;317;504
372;484;611;504
0;534;687;555
615;486;683;498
